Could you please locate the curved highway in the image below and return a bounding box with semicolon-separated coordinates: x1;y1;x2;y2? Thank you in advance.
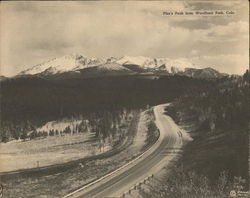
64;104;190;198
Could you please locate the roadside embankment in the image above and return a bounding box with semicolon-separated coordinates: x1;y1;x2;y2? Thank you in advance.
165;103;248;187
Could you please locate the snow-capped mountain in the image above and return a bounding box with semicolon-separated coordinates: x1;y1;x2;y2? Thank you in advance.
95;63;131;71
78;62;134;78
18;53;105;76
17;53;226;79
116;56;200;73
116;56;154;67
106;57;118;63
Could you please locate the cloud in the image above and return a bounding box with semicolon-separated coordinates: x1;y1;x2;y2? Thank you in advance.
187;1;245;12
168;1;249;32
0;1;249;76
191;54;249;74
170;19;212;30
205;21;249;42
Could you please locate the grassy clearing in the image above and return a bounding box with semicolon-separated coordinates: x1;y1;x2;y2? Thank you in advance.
0;108;137;172
1;110;157;198
3;155;134;198
0;132;110;172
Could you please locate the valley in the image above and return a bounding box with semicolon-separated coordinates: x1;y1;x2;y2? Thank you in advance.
0;54;248;198
1;1;248;197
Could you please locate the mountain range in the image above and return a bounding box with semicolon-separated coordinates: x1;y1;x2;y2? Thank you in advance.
13;53;227;79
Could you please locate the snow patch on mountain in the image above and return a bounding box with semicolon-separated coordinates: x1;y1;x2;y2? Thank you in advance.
19;53;105;75
157;58;200;73
116;56;200;73
96;63;131;71
106;57;118;63
117;56;155;67
18;53;207;77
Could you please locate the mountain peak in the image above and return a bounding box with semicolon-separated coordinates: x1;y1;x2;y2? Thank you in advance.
183;67;227;79
17;54;226;79
18;53;104;76
117;56;154;67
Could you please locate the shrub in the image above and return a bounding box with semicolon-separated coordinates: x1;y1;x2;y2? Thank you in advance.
139;166;247;198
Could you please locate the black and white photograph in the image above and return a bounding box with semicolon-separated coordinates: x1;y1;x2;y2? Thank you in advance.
0;1;249;198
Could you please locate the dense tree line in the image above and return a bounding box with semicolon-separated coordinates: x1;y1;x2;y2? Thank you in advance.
0;75;214;142
139;70;249;198
0;108;135;143
163;70;249;190
168;70;249;134
1;75;214;122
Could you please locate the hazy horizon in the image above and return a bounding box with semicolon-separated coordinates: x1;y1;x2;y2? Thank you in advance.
1;1;249;76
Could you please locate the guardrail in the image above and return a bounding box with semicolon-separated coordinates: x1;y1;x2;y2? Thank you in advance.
119;174;154;198
62;134;159;198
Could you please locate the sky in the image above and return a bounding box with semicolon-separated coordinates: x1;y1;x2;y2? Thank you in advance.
0;1;249;76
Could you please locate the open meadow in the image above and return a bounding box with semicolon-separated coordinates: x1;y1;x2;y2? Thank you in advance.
0;132;111;172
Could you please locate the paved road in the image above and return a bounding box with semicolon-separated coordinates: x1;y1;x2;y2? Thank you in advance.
67;104;190;198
